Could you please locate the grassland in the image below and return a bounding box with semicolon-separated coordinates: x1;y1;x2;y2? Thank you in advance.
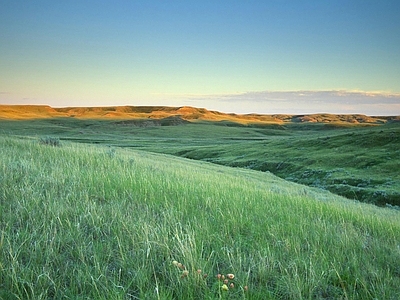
1;136;400;299
1;116;399;206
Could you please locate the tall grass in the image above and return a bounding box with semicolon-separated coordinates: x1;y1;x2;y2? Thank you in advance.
0;136;399;299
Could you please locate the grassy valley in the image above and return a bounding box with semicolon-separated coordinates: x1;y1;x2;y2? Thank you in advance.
1;110;399;207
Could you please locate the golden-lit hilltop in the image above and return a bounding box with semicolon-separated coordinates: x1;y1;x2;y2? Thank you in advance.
0;104;398;125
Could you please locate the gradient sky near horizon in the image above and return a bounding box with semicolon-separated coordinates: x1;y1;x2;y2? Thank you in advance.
1;0;400;115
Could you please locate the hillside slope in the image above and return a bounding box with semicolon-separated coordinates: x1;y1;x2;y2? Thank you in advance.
1;136;399;299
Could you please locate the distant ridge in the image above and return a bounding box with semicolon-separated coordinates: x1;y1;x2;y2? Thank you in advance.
1;104;399;124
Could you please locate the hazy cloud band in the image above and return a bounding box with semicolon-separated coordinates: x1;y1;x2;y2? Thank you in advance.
178;90;400;115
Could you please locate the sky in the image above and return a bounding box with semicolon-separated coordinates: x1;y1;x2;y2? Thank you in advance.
1;0;399;115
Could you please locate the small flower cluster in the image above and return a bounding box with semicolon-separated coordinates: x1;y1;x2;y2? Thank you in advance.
216;273;248;293
217;273;237;291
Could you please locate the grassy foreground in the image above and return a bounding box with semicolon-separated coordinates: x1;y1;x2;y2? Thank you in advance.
1;136;400;299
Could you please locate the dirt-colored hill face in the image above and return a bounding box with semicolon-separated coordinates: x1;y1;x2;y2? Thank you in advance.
0;104;398;124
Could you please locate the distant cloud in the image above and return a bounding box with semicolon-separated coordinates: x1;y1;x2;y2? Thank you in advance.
178;90;400;115
216;90;400;104
2;90;399;116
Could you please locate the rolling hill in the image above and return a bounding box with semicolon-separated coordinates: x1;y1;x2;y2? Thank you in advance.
1;136;399;299
1;104;399;124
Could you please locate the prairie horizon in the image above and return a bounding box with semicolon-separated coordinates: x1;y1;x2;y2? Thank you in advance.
1;104;399;125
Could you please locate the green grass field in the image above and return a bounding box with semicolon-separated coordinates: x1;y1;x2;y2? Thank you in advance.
1;118;399;206
1;135;400;299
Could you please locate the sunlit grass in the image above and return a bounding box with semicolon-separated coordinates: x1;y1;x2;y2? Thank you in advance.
1;136;399;299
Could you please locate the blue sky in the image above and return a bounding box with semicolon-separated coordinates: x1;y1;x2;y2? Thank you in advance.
1;0;399;115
